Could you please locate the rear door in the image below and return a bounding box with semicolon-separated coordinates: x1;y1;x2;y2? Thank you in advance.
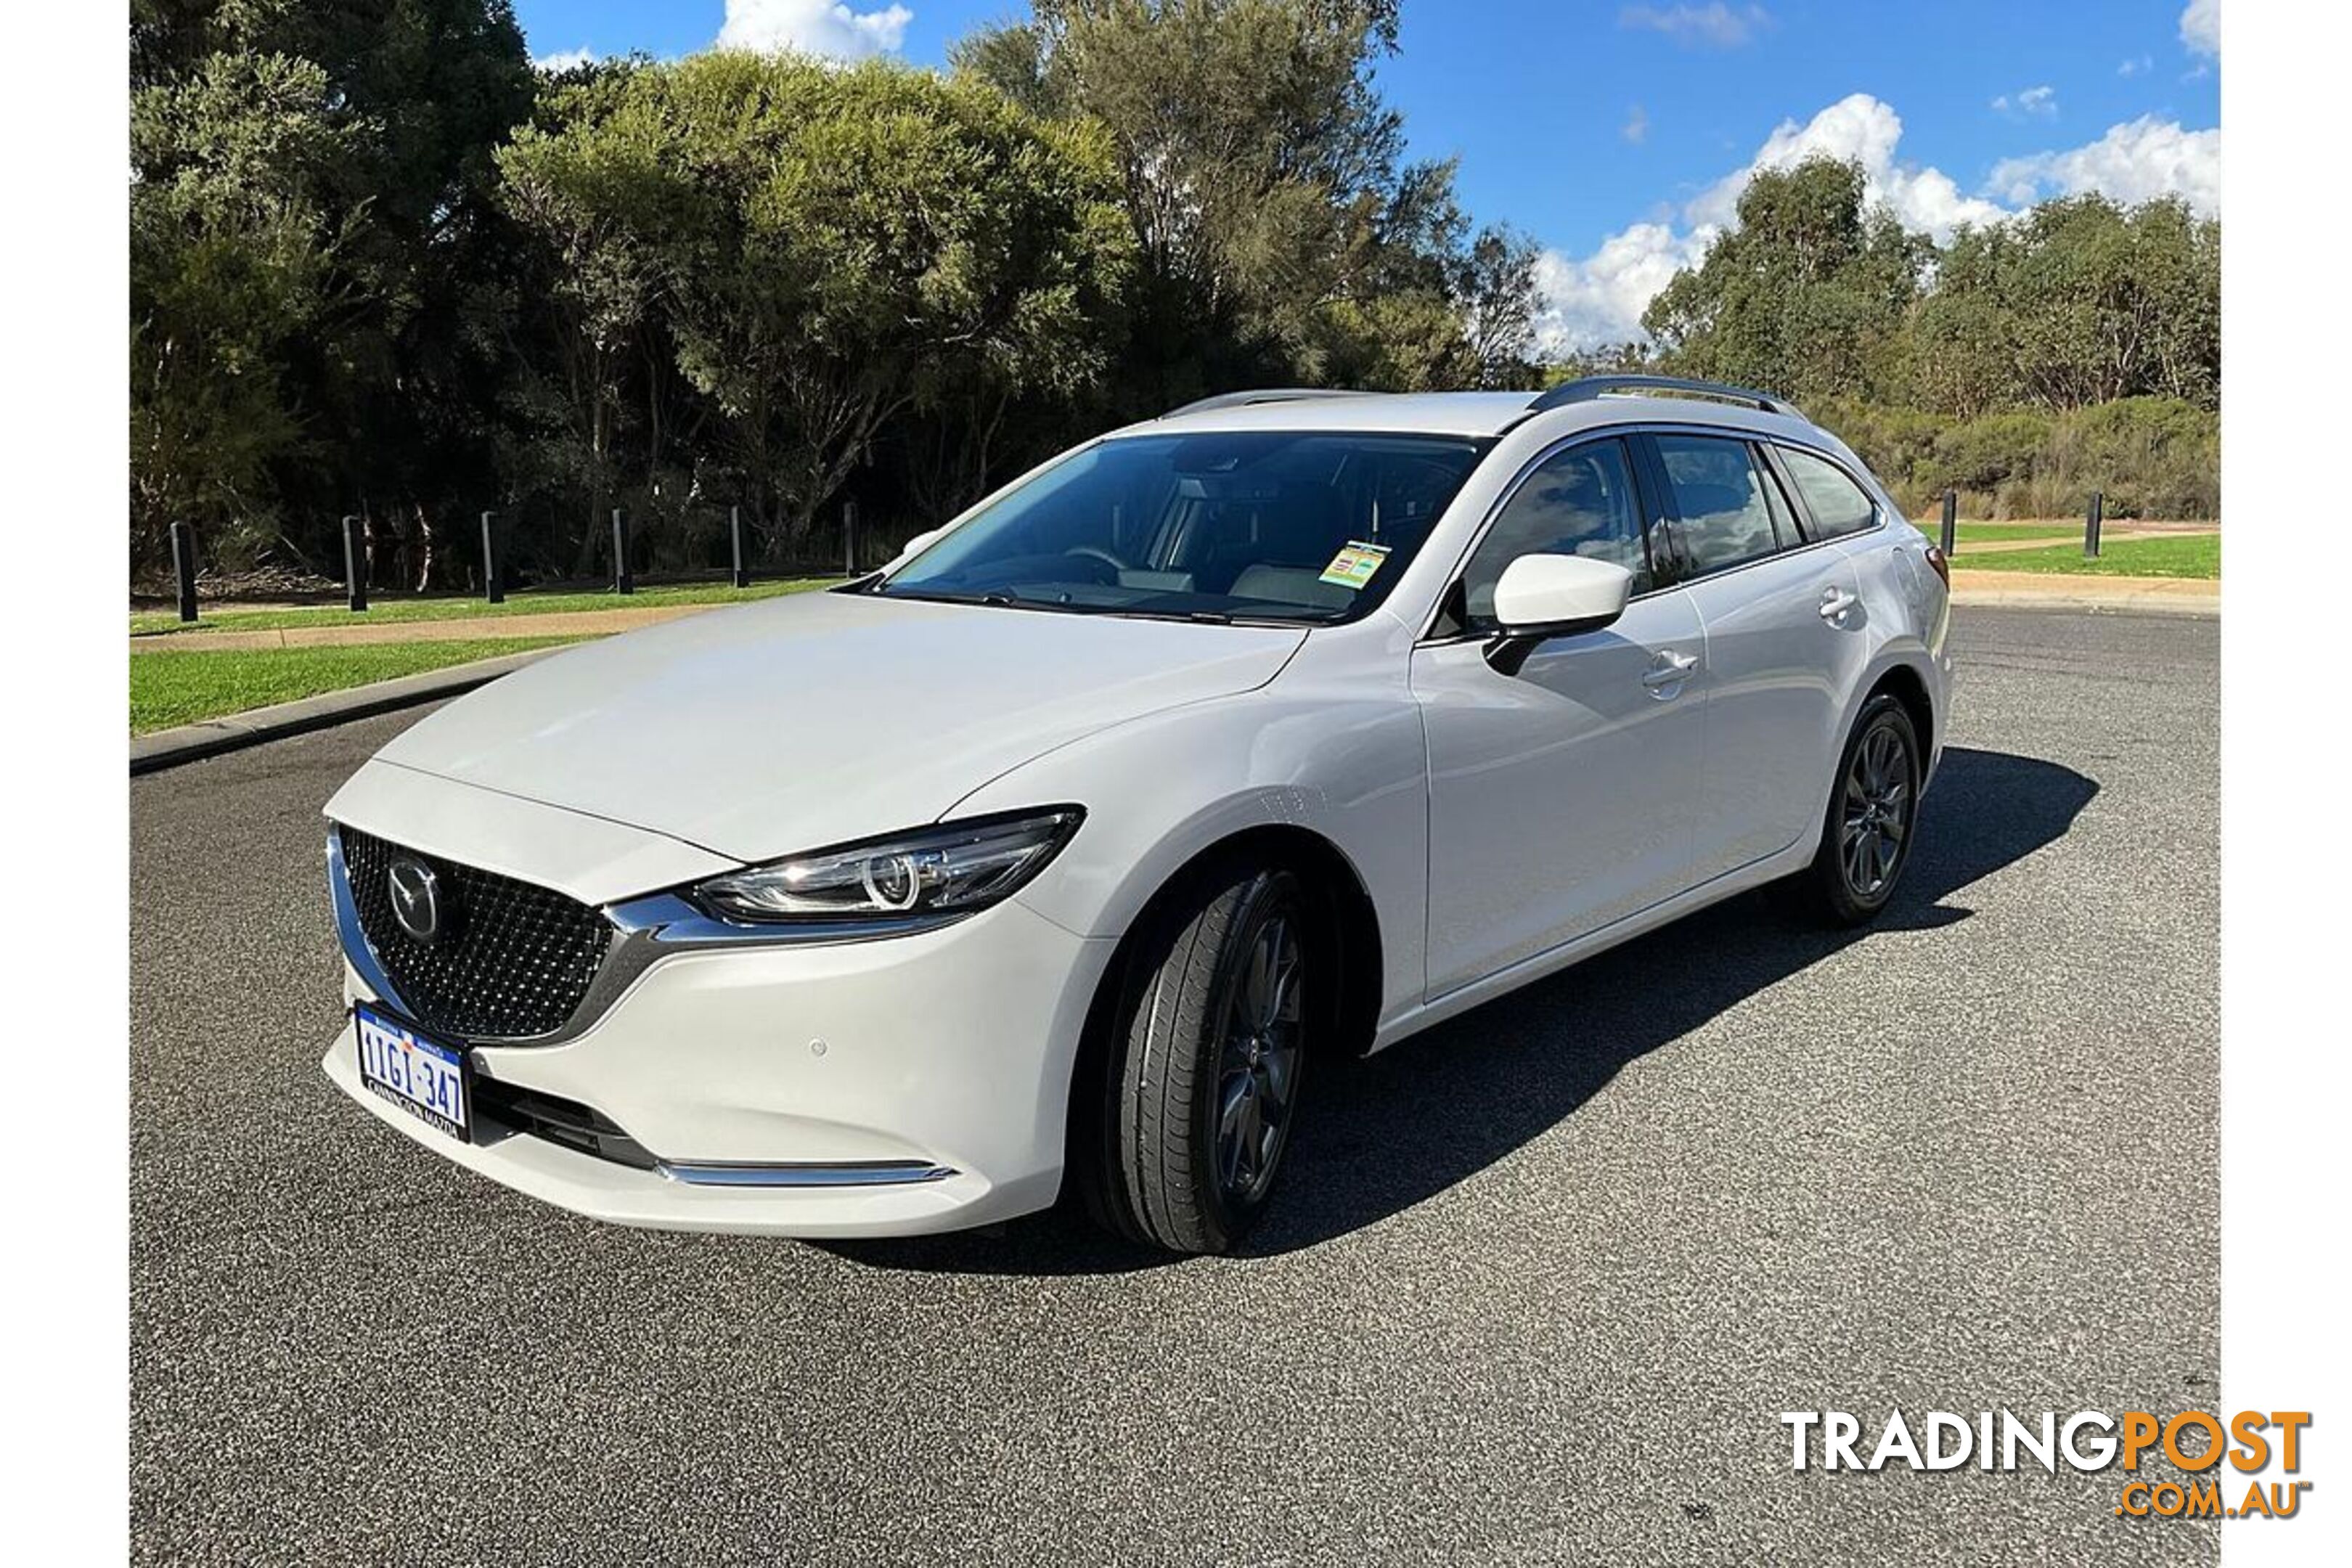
1638;431;1871;879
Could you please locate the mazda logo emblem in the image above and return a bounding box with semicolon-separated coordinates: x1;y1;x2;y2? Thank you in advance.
386;857;444;946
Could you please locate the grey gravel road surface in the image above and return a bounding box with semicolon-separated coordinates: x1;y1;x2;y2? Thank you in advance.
129;607;2218;1566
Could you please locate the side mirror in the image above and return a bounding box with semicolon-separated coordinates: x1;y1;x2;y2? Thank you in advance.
1485;553;1633;676
883;526;949;573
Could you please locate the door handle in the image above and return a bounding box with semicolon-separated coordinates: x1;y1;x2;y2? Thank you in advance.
1818;587;1860;622
1641;650;1699;688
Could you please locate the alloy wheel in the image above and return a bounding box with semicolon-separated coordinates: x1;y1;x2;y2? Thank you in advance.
1839;719;1914;899
1214;910;1304;1206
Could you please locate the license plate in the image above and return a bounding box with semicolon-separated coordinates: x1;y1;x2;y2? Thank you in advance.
355;1003;470;1140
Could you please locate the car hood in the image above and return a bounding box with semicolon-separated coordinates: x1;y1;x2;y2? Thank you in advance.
372;589;1306;865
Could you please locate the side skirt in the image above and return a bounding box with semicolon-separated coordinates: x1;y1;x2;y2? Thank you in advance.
1367;835;1818;1054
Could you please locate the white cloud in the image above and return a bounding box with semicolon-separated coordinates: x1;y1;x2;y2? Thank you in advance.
2118;54;2153;77
1531;223;1715;352
1617;4;1773;49
532;46;596;72
1991;85;2058;119
2181;0;2221;57
1683;94;2006;237
1530;93;2219;354
1989;115;2221;216
1622;105;1650;145
717;0;913;60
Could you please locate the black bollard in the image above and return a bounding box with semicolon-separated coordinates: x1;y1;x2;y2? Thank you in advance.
613;507;634;595
1940;489;1957;558
343;515;368;612
2085;491;2104;559
731;505;750;589
171;521;198;624
481;511;503;604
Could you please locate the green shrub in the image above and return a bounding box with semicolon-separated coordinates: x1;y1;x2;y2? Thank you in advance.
1838;398;2216;519
1922;410;2057;497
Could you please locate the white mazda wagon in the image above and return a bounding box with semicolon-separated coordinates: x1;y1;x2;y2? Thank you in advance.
322;377;1952;1254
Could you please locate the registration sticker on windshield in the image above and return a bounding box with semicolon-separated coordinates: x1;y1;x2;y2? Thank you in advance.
1318;541;1391;589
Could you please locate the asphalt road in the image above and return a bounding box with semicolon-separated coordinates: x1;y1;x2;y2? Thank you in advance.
130;606;2218;1566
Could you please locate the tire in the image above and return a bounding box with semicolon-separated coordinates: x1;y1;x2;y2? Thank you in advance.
1797;693;1922;927
1085;862;1311;1255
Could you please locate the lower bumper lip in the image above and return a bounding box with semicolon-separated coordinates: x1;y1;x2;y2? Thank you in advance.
655;1160;959;1188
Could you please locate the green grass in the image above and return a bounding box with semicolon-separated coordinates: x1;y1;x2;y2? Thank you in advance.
1951;520;2098;544
130;636;590;735
1959;533;2221;579
131;576;834;637
1914;519;2218;547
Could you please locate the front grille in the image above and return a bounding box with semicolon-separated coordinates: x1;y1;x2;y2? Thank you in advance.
338;825;614;1040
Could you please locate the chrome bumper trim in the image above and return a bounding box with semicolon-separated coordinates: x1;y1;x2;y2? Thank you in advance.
656;1160;960;1189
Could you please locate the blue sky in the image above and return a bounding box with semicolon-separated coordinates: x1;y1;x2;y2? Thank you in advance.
513;1;2222;347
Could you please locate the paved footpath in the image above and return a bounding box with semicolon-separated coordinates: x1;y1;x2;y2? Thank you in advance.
128;602;718;653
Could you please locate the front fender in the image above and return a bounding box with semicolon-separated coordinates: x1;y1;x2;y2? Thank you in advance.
949;678;1430;1035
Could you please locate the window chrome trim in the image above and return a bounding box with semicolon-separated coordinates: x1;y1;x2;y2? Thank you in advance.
1416;418;1892;646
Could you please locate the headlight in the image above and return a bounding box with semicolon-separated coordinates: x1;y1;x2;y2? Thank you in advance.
691;808;1084;923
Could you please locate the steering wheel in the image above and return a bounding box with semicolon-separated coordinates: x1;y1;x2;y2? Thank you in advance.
1061;544;1133;576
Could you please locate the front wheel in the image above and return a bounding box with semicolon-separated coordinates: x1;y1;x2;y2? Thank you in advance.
1087;863;1310;1254
1797;693;1922;926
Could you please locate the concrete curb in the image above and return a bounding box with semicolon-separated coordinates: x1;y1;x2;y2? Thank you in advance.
1949;583;2219;617
129;646;565;776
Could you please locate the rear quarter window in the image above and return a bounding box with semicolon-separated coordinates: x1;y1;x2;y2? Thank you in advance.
1779;447;1880;539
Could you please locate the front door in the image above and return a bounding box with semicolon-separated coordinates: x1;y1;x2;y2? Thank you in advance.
1412;435;1709;999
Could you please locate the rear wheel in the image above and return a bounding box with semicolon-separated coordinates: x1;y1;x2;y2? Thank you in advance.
1798;693;1921;926
1087;863;1309;1254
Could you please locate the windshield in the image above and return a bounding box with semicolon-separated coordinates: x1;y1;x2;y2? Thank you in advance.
875;430;1490;624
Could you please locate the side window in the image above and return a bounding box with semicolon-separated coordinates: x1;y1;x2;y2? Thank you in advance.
1652;434;1784;576
1779;446;1879;539
1460;438;1647;627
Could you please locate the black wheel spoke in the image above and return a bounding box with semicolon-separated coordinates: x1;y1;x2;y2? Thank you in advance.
1214;905;1305;1209
1837;716;1916;902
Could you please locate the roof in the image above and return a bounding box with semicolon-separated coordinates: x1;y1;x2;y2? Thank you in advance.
1124;387;1822;443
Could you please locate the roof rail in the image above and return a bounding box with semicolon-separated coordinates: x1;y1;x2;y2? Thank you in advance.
1159;388;1374;420
1527;374;1802;420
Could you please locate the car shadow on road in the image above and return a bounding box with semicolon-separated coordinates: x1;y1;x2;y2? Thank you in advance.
825;746;2097;1276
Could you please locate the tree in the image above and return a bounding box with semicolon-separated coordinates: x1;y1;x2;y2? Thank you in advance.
953;0;1530;404
130;49;358;571
130;1;537;583
1642;156;1928;407
1906;195;2219;417
499;52;1136;558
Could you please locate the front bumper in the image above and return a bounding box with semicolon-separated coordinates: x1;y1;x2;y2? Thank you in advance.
324;896;1116;1238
